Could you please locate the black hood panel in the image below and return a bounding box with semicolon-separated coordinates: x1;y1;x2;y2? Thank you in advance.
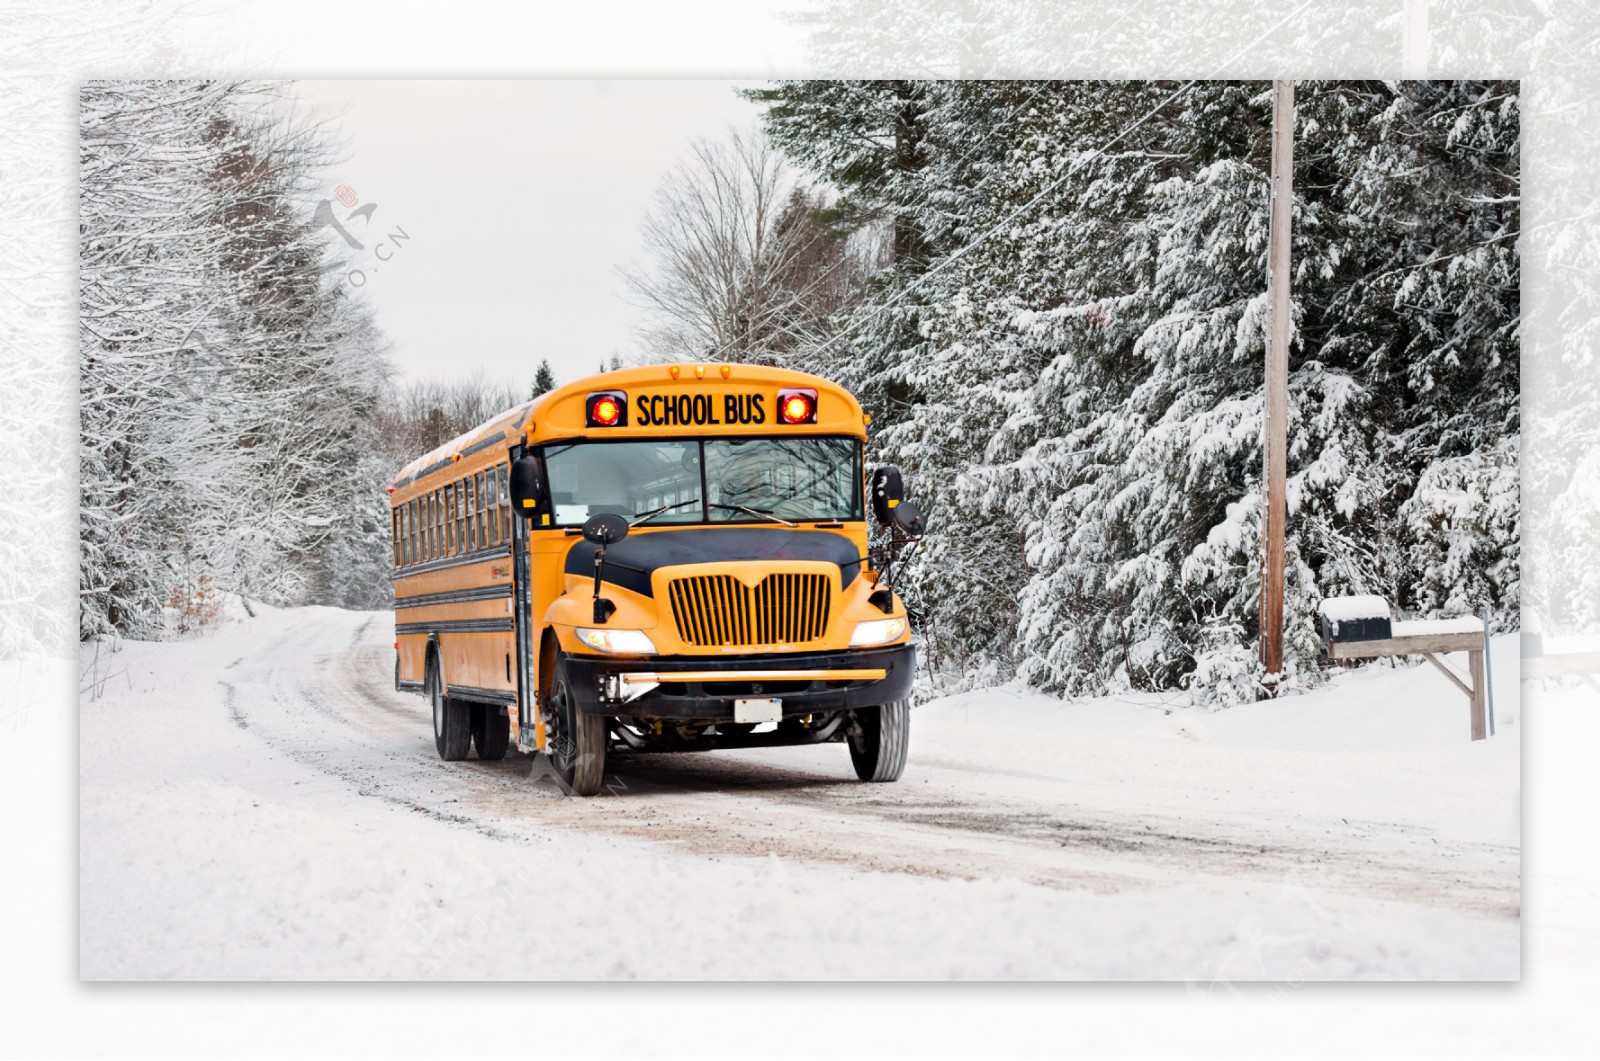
564;527;863;598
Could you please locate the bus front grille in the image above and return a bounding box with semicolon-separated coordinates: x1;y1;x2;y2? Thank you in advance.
667;573;832;648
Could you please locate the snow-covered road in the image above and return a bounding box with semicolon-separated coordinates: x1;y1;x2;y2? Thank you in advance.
79;604;1520;980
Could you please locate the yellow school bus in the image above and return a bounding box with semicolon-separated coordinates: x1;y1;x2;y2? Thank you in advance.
388;363;925;795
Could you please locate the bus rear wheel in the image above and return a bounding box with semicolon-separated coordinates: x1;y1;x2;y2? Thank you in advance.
848;699;909;782
547;661;606;796
471;703;510;761
430;658;471;761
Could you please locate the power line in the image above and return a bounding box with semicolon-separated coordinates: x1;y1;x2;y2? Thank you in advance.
852;0;1320;337
693;0;1318;365
691;79;1197;366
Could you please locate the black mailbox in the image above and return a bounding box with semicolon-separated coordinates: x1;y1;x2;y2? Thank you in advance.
1317;596;1393;645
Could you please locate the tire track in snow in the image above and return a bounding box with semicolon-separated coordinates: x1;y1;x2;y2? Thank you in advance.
225;607;1519;918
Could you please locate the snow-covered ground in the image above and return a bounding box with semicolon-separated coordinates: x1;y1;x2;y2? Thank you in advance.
78;604;1519;980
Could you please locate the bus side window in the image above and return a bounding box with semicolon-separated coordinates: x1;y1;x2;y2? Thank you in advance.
406;502;419;569
427;491;437;561
448;480;460;556
499;463;511;539
453;479;463;554
449;483;460;556
497;467;506;536
474;473;484;549
469;475;478;549
482;472;494;546
485;469;499;545
473;471;486;548
484;470;494;544
469;475;479;549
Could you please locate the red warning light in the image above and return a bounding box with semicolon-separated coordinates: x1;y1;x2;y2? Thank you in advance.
586;390;627;428
777;388;817;425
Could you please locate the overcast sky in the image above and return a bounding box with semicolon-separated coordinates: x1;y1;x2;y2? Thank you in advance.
293;80;763;394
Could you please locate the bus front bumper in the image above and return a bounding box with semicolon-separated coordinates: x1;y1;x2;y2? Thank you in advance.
563;643;915;722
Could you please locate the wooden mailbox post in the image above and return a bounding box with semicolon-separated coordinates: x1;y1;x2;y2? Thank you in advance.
1320;598;1491;741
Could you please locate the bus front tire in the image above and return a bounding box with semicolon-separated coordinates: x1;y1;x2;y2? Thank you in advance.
549;662;606;796
848;699;909;782
430;659;471;761
472;703;510;761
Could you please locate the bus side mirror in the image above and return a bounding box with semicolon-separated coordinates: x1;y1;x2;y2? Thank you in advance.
510;456;546;520
890;499;925;539
870;465;906;526
581;514;629;624
582;513;630;546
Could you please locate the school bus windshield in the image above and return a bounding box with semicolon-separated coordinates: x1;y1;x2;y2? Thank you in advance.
542;436;861;526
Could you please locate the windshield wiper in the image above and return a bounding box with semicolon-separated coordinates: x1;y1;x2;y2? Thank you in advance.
631;498;700;527
710;503;798;528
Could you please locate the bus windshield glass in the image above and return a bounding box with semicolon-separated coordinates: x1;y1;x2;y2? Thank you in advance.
541;437;860;527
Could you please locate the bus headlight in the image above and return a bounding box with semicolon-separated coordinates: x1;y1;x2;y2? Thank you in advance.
849;617;907;648
575;628;658;655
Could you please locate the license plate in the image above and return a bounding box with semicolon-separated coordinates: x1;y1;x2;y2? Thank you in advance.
733;698;782;724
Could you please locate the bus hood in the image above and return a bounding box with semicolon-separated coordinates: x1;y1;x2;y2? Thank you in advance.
563;527;863;598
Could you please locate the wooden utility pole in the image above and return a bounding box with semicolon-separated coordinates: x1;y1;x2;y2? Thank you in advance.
1260;79;1294;680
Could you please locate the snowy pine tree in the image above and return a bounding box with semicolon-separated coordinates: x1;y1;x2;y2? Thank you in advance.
530;359;556;399
747;78;1519;699
80;80;393;637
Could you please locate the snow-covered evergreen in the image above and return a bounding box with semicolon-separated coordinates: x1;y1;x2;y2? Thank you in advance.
79;81;392;637
746;79;1519;699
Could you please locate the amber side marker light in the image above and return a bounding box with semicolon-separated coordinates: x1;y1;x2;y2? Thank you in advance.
777;388;817;425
